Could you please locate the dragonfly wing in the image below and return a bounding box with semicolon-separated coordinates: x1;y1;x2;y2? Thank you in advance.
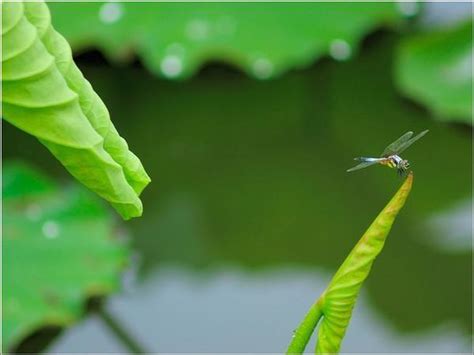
396;129;429;155
381;131;413;157
347;159;380;172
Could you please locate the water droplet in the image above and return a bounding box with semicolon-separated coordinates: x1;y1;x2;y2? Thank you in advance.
396;1;419;17
42;220;60;239
252;58;274;79
25;203;42;221
329;39;352;61
99;2;123;24
186;19;210;41
160;55;183;78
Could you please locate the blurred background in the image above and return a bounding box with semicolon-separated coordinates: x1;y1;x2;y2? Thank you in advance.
3;2;472;353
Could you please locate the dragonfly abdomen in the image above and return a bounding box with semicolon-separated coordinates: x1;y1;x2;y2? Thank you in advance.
355;157;382;162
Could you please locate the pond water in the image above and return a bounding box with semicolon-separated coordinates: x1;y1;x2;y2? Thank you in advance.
4;32;472;353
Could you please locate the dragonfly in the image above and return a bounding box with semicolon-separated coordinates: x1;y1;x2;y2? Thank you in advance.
347;130;429;176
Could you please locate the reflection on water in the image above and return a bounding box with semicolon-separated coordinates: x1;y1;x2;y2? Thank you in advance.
4;32;471;352
48;267;471;353
424;199;472;253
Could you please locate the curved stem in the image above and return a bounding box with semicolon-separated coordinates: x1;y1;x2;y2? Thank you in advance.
286;297;325;354
96;306;147;354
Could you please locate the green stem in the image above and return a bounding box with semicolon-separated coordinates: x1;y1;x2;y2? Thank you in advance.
96;306;147;354
287;174;413;354
286;297;325;354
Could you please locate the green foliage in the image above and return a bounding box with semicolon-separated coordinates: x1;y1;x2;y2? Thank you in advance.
396;21;473;124
2;161;129;351
287;173;413;354
24;37;468;333
48;2;402;79
1;0;150;219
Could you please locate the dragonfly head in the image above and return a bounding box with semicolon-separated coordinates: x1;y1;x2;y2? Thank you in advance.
397;159;410;176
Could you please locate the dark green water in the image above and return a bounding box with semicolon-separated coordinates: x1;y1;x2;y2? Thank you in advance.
4;33;472;352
